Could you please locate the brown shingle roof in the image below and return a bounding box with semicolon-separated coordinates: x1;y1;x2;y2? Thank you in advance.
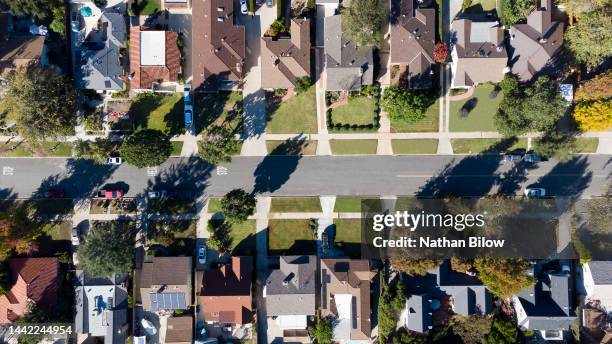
136;256;192;311
192;0;246;91
129;26;180;90
200;256;253;324
165;316;193;344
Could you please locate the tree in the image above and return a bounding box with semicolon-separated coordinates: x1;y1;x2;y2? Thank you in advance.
0;204;43;259
120;129;172;168
378;279;406;343
392;333;427;344
501;0;533;26
206;221;232;253
342;0;388;46
575;71;612;101
294;76;312;94
533;129;577;161
49;7;65;36
433;42;448;63
220;189;256;223
573;99;612;131
77;222;133;277
381;87;431;124
308;318;333;344
0;0;62;21
1;66;76;140
74;139;115;164
450;315;492;344
391;257;441;276
473;258;535;297
483;315;519;344
450;257;474;273
198;125;241;164
565;10;612;68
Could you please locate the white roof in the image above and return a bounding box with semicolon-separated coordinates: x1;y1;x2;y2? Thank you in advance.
83;285;116;336
140;31;166;66
277;315;308;329
332;294;353;339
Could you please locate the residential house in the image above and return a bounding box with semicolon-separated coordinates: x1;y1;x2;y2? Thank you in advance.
78;10;126;93
323;14;374;91
199;256;253;325
513;260;577;342
0;258;59;324
129;26;181;92
74;271;129;344
389;0;435;88
264;256;316;331
509;0;564;81
261;18;311;89
583;261;612;314
192;0;246;92
320;259;375;342
449;18;507;88
165;316;193;344
135;256;192;312
403;260;493;333
0;12;46;77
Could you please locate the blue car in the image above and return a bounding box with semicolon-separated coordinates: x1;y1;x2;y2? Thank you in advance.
184;85;193;132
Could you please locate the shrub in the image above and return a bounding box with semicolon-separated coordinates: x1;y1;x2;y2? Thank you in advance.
295;76;312;94
433;42;448;63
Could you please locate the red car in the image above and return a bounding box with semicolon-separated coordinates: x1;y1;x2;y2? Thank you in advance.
44;189;65;198
100;189;122;199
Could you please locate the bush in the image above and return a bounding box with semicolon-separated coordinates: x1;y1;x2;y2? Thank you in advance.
119;129;172;168
295;76;312;94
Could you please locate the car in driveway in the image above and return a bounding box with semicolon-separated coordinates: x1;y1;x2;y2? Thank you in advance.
524;154;542;163
71;227;80;246
198;244;207;264
524;188;546;197
107;157;122;165
148;190;168;199
99;189;122;199
44;189;65;198
240;0;248;14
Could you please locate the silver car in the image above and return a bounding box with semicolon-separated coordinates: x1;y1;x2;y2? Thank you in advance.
107;157;122;165
198;245;207;264
71;227;80;246
524;188;546;197
240;0;248;14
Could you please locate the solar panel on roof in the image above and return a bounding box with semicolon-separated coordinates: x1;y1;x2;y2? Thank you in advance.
149;292;186;311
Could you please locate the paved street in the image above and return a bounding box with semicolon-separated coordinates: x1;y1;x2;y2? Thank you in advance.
0;155;609;199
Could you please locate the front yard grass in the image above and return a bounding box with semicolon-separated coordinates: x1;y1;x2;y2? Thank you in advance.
131;93;183;135
147;220;196;255
267;139;317;155
171;141;183;156
270;197;321;212
37;221;72;256
330;140;378;155
390;100;439;132
392;139;438;154
449;84;502;132
330;96;377;126
230;220;256;255
452;138;528;154
464;0;497;11
266;86;317;134
148;198;197;215
0;142;74;157
333;197;364;212
135;0;161;15
268;219;316;255
194;92;243;134
332;219;362;258
572;138;599;153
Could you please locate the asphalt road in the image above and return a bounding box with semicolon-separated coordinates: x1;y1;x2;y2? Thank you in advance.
0;155;610;199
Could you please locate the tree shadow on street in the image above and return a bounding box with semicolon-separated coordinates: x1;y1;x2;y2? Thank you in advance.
252;137;307;194
145;157;214;200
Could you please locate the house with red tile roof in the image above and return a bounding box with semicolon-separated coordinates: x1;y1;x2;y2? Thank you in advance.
0;257;59;324
129;26;181;92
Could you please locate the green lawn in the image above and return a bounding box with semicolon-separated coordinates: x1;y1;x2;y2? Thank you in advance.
333;197;364;212
333;219;362;258
194;92;243;134
392;139;439;154
330;96;377;126
147;220;196;255
171;141;183;156
465;0;497;11
267;140;317;155
266;87;317;134
268;219;316;255
42;222;72;240
452;138;528;154
207;198;222;213
148;198;197;214
449;84;502;132
330;140;378;155
130;93;183;134
270;197;321;212
136;0;160;15
229;220;257;255
0;142;74;157
390;99;439;132
573;138;599;153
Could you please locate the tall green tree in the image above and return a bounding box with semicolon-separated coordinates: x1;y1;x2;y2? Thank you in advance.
220;189;256;223
120;129;172;168
77;222;133;278
198;124;241;164
378;279;406;343
0;0;62;21
473;258;535;297
381;87;431;123
450;315;492;344
566;10;612;68
49;7;66;36
1;66;76;140
483;315;519;344
74;139;115;164
342;0;388;46
500;0;533;26
308;318;333;344
390;257;441;276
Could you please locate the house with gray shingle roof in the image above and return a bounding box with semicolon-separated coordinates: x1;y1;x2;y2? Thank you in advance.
450;18;507;88
513;260;576;342
583;261;612;314
323;14;374;91
78;11;126;93
264;256;316;330
509;0;564;81
402;260;493;333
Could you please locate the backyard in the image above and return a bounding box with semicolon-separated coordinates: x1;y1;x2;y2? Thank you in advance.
266;87;317;134
268;219;316;255
130;93;183;135
449;84;502;132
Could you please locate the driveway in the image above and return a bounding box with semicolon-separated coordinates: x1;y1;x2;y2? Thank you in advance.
167;13;193;82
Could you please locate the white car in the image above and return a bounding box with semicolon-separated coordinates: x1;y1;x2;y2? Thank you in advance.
240;0;248;14
72;250;79;266
198;245;207;264
107;157;122;165
524;188;546;197
71;227;80;246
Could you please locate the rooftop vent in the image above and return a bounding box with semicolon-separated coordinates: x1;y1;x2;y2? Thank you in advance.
217;6;224;11
217;16;225;22
282;272;295;287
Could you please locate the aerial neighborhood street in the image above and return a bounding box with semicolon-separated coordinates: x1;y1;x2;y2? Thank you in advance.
0;0;610;343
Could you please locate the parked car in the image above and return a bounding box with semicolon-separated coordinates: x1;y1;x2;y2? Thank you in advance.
266;0;274;7
71;227;80;246
148;190;168;199
71;12;80;32
198;244;207;264
99;189;122;199
44;188;65;199
72;250;79;266
524;188;546;197
184;85;192;106
107;157;122;165
240;0;248;14
503;154;522;162
524;154;541;163
184;106;193;131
